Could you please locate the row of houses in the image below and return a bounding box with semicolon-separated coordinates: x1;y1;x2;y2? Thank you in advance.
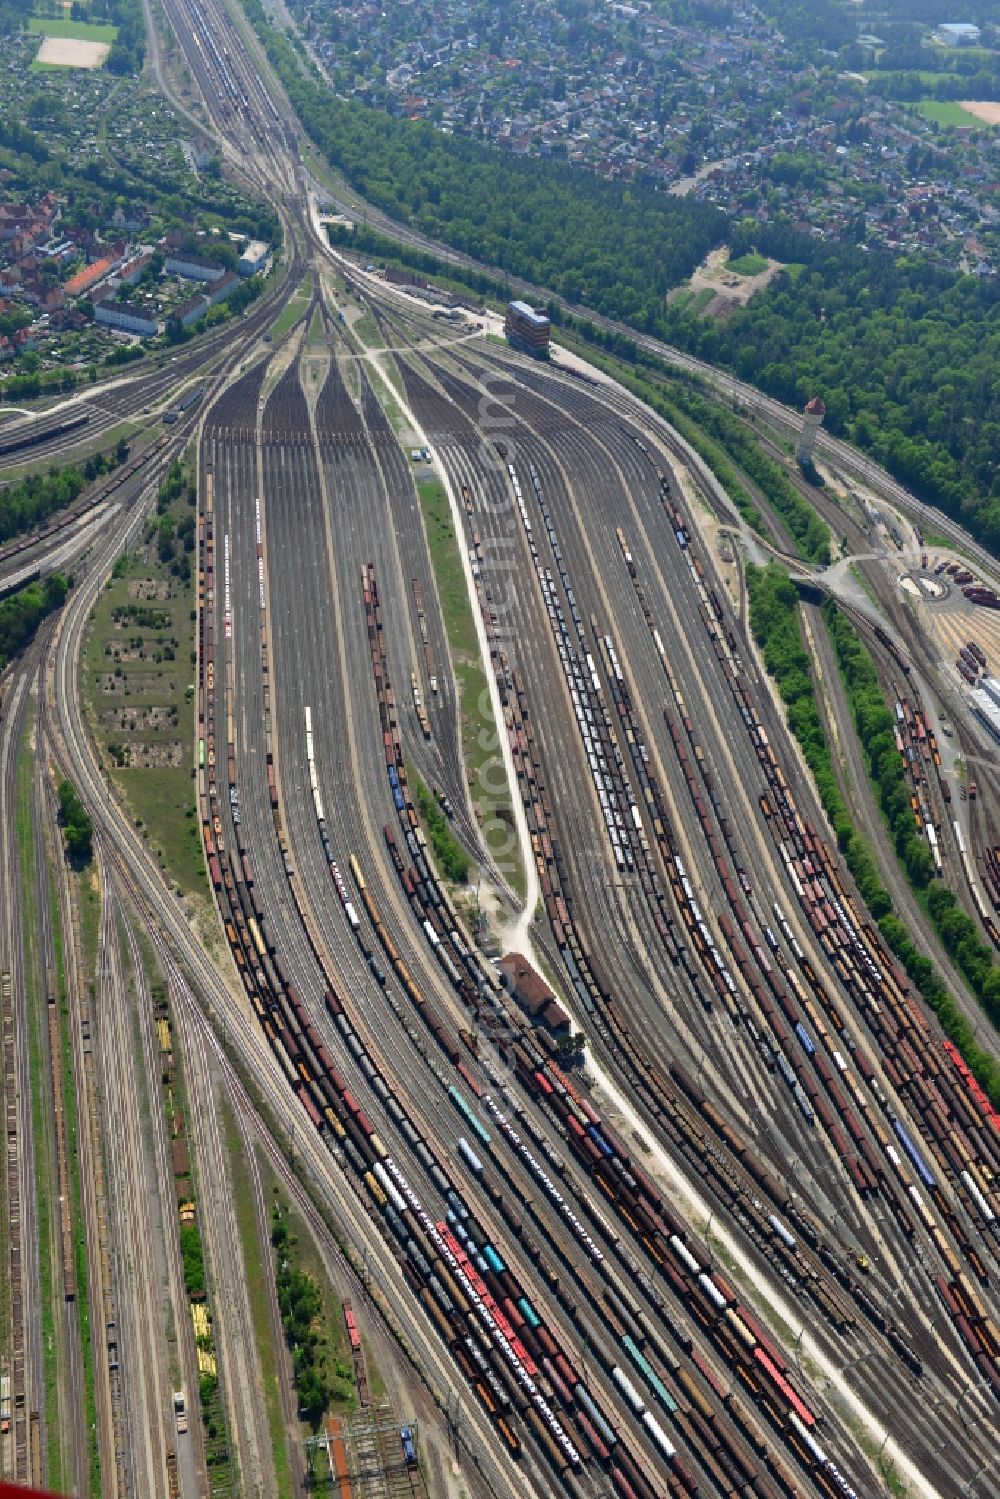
0;186;271;348
0;189;60;249
94;261;245;337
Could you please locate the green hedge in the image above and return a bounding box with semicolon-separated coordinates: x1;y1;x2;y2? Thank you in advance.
57;778;92;865
179;1223;206;1298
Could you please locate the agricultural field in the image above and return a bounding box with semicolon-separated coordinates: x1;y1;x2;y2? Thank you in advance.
956;101;1000;126
916;99;988;128
27;16;119;42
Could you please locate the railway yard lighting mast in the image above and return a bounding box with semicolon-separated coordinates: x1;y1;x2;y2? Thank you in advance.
956;1377;992;1431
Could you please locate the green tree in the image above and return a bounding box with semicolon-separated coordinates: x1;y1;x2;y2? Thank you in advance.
57;778;93;864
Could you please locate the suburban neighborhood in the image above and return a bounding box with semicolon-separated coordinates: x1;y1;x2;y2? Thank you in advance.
290;0;1000;270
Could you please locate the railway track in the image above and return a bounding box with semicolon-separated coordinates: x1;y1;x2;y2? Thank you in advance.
193;331;881;1499
2;0;991;1491
0;635;50;1488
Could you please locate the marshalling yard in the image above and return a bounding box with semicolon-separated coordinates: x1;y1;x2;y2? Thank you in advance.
0;0;999;1497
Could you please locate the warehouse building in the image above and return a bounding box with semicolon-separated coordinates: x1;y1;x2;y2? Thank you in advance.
935;23;980;45
499;951;570;1033
238;239;269;276
970;681;1000;745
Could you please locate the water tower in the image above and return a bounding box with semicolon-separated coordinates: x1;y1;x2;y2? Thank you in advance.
796;395;825;464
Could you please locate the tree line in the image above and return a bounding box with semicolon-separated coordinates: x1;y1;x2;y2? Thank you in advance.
0;441;128;545
825;603;1000;1041
0;466;86;545
0;571;68;670
747;562;1000;1107
272;1202;352;1426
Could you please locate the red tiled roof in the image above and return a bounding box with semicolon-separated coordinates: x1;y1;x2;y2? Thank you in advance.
64;255;115;296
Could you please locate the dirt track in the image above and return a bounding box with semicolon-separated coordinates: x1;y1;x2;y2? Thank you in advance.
35;36;110;67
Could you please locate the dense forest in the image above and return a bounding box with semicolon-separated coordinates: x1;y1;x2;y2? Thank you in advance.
756;0;854;51
102;0;146;76
662;228;1000;553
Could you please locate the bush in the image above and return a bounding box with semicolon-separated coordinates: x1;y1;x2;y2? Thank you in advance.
179;1223;206;1298
413;772;470;883
57;777;92;865
272;1203;345;1427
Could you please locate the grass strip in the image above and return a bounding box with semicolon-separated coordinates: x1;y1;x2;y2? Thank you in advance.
269;272;313;339
82;462;208;904
77;870;101;992
220;1100;293;1499
351;311;383;348
271;1195;355;1425
726;252;769;276
414;474;524;898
